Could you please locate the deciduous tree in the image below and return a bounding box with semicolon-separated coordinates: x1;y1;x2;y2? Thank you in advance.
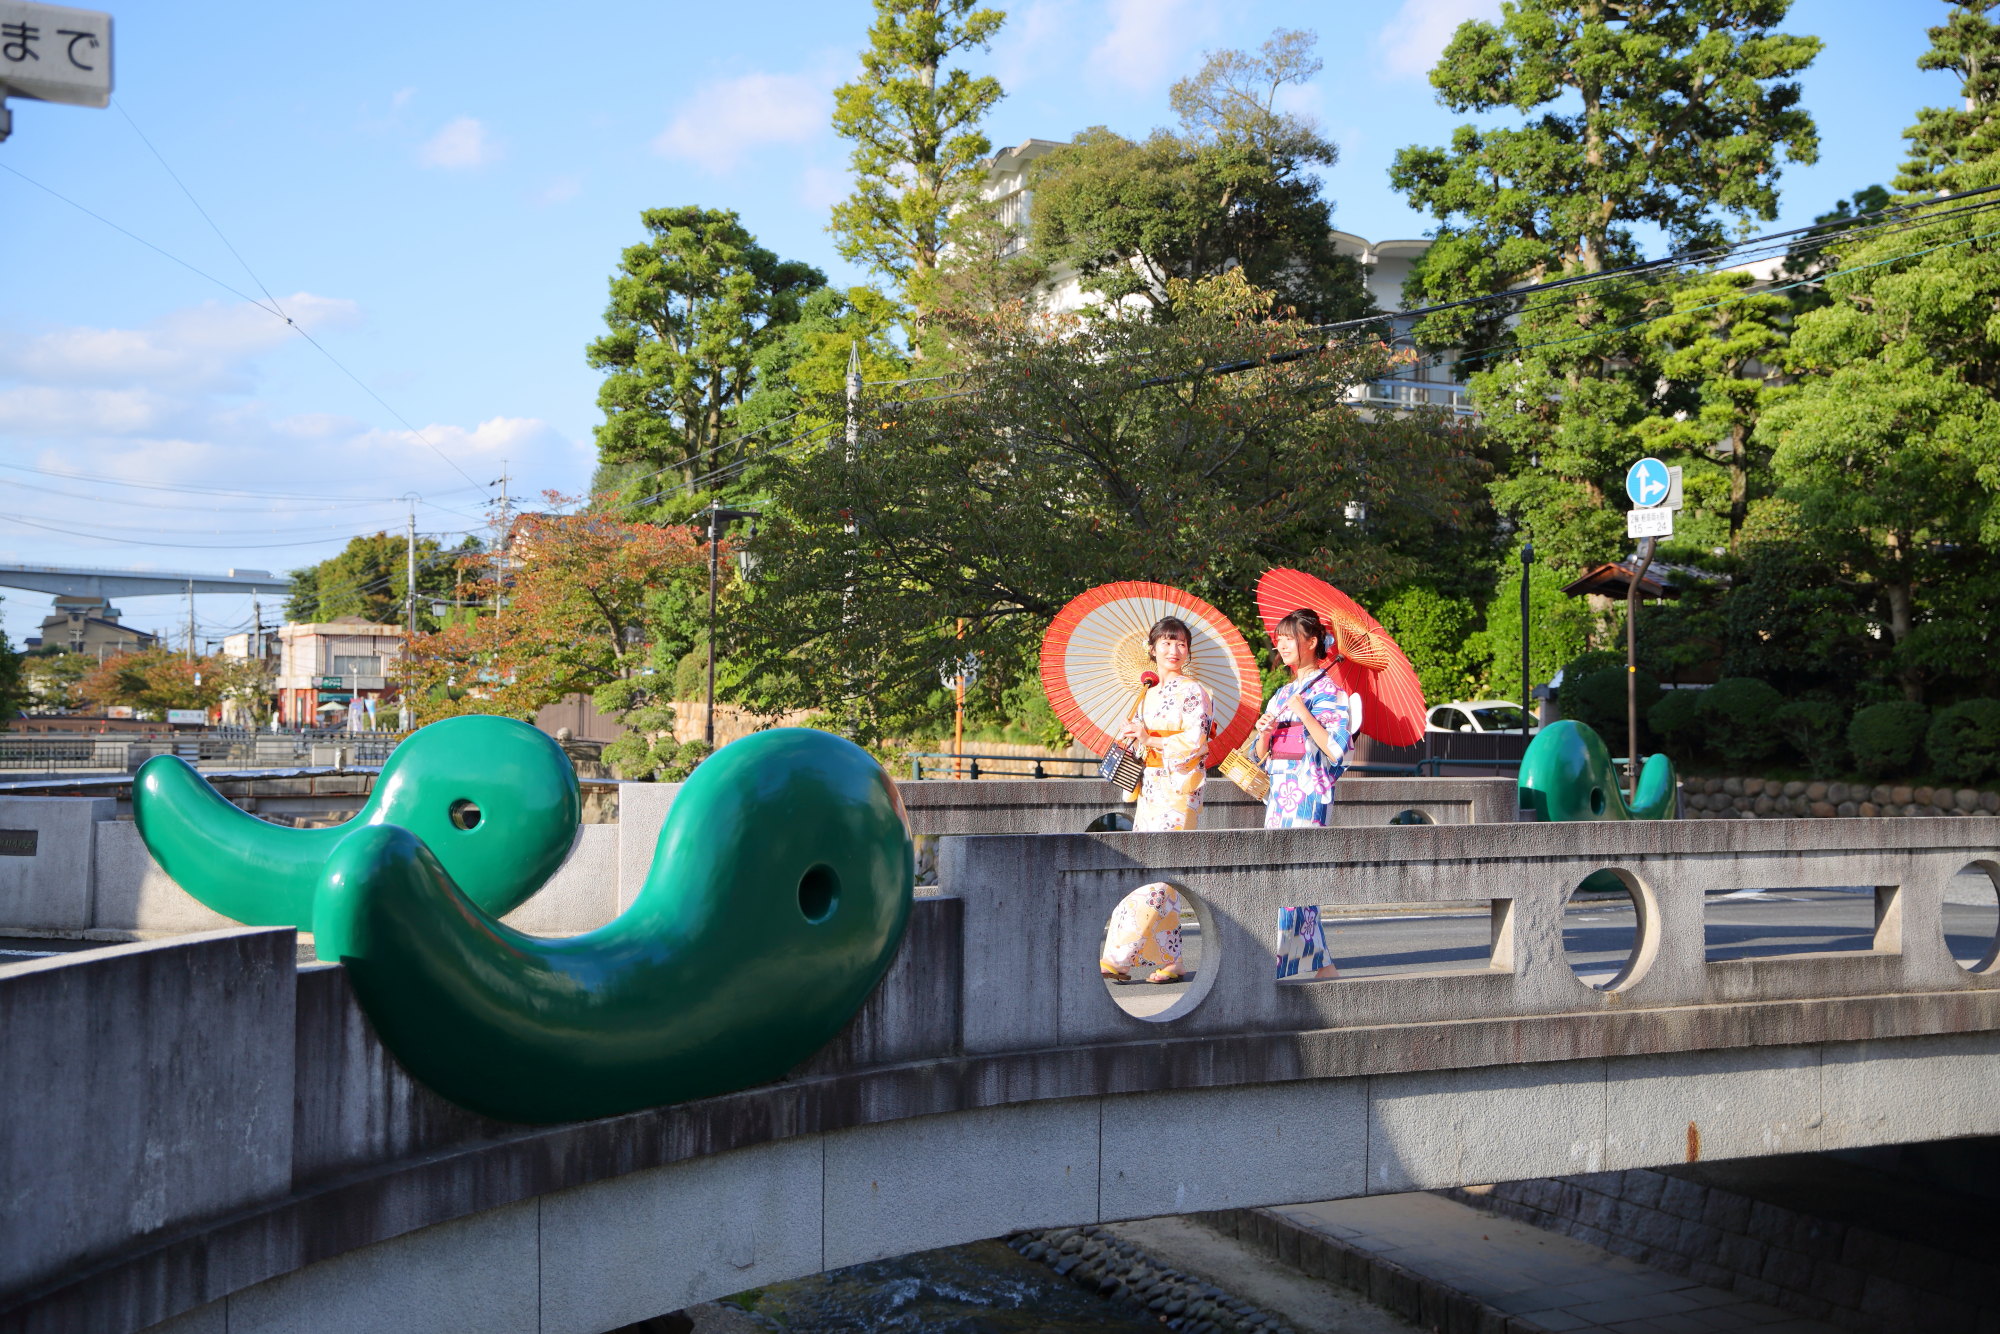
286;531;478;627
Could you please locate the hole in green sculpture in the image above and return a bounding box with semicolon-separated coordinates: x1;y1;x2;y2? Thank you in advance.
1589;787;1606;815
449;799;482;831
1388;808;1434;825
1085;811;1133;832
798;864;840;923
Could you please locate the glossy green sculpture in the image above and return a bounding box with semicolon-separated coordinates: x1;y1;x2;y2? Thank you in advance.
311;727;914;1124
1518;719;1677;822
133;715;581;927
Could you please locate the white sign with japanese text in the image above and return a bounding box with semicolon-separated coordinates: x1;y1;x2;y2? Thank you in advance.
0;2;111;108
1628;506;1674;539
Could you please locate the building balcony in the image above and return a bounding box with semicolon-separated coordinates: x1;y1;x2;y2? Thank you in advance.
1347;378;1476;415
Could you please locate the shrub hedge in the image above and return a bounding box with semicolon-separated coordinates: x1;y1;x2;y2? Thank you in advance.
1926;699;2000;786
1774;699;1849;773
1698;678;1787;768
1849;701;1930;779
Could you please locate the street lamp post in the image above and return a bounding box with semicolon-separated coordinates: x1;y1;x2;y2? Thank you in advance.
704;502;760;749
1520;540;1534;738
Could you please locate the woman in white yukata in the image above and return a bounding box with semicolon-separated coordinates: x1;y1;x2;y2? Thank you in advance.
1099;616;1213;985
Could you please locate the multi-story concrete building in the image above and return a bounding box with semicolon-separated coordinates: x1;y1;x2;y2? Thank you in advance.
274;617;404;729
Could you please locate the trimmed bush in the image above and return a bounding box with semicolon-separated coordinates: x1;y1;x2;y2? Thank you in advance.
1926;699;2000;785
1849;700;1930;779
1774;699;1849;774
1696;677;1786;768
1562;665;1661;749
1647;688;1705;757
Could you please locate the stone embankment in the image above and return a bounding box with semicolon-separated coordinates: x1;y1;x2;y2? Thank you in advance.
1009;1226;1296;1333
1680;775;2000;820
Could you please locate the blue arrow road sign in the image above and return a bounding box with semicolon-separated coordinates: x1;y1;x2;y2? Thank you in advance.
1626;457;1671;507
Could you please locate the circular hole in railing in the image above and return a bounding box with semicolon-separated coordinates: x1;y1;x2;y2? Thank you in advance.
798;864;840;924
1388;809;1435;825
448;798;482;831
1564;869;1644;989
1946;860;2000;973
1085;811;1134;832
1100;881;1211;1022
1590;787;1606;816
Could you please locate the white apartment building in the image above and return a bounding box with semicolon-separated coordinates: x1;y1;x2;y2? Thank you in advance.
980;138;1471;414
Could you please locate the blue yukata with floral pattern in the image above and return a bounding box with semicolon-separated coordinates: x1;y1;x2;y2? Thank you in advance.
1252;671;1352;829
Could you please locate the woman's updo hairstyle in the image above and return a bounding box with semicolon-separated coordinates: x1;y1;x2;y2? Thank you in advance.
1275;607;1328;660
1146;616;1194;661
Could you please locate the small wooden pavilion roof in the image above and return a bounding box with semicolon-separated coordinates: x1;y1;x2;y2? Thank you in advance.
1561;560;1681;600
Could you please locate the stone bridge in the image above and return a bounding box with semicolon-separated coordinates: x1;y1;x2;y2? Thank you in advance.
2;783;1997;1334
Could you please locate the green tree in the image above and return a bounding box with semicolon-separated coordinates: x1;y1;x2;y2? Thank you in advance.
830;0;1006;323
1637;270;1791;545
286;531;479;627
1757;4;2000;702
588;206;825;511
726;274;1484;741
0;620;22;728
1028;30;1373;323
21;650;93;712
1390;0;1821;562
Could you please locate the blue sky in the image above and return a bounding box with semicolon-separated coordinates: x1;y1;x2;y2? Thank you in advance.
0;0;1950;647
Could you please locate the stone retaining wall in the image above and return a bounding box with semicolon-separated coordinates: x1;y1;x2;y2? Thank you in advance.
1681;775;2000;820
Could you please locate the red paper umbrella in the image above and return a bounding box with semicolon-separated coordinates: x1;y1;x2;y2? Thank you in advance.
1255;568;1429;746
1041;581;1262;757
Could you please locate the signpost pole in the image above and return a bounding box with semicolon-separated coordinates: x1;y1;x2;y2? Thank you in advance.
1626;536;1657;801
1519;541;1533;738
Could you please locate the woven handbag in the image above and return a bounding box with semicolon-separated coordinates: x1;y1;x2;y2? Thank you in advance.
1098;745;1145;792
1219;747;1271;802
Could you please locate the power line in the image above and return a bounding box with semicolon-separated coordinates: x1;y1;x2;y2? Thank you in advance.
0;459;485;503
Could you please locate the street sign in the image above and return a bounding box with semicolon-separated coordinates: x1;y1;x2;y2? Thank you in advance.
1625;457;1671;508
1628;507;1674;539
317;676;345;690
1664;465;1684;511
0;3;112;108
165;708;206;726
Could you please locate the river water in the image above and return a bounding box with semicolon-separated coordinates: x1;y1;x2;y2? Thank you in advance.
715;1240;1166;1332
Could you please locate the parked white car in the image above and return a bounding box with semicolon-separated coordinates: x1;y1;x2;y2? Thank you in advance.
1426;700;1538;734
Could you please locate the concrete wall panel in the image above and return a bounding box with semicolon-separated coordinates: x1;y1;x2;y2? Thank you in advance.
0;929;294;1297
1602;1045;1823;1169
225;1200;539;1334
1819;1030;2000;1150
539;1137;823;1334
501;823;616;935
0;796;111;932
821;1098;1101;1269
1369;1059;1607;1193
616;781;677;910
1099;1079;1367;1220
92;821;238;934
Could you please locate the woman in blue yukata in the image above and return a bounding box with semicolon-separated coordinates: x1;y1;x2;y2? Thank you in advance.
1252;607;1353;980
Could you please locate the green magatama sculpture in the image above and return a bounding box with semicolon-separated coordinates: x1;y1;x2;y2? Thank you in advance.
1518;719;1677;822
133;715;581;926
136;722;914;1125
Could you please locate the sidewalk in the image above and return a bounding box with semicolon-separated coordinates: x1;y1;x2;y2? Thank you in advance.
1203;1192;1841;1333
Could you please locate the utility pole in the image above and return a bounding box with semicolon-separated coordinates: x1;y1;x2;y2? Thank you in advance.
1626;537;1658;801
401;499;417;732
185;580;195;662
1519;540;1534;738
492;461;512;620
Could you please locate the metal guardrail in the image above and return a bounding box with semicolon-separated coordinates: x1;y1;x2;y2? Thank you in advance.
0;728;408;773
908;752;1100;781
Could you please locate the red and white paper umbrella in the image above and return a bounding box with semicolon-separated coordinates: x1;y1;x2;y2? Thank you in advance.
1255;568;1428;747
1040;581;1262;757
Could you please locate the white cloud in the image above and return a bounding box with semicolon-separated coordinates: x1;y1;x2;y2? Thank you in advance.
653;69;832;172
1088;0;1221;93
1377;0;1503;79
532;173;583;206
419;116;500;169
0;294;359;392
992;0;1077;90
391;87;415;111
797;164;847;212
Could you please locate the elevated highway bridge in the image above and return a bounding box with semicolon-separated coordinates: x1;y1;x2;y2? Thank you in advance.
0;784;1996;1333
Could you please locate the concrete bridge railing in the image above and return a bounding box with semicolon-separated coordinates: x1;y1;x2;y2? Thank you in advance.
4;811;1998;1334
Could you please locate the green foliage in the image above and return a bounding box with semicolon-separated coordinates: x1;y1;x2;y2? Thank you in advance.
1028;31;1373;324
21;650;92;712
830;0;1005;313
0;616;22;727
1564;667;1661;752
1849;700;1931;778
726;275;1486;742
1697;678;1787;769
1484;558;1598;701
587;206;825;510
1926;698;2000;785
1391;0;1819;566
1648;688;1706;758
1373;587;1490;706
1897;3;2000;193
1774;699;1850;773
286;531;478;627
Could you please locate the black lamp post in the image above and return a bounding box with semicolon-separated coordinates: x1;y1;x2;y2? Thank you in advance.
1520;540;1534;738
705;502;759;748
